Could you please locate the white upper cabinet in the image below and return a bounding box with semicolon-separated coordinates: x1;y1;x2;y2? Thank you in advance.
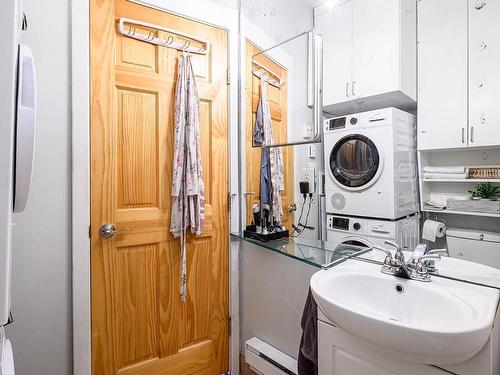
469;0;500;148
418;0;500;150
316;0;416;116
317;0;353;107
417;0;468;150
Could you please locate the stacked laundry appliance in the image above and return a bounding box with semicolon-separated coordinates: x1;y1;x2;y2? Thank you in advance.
323;108;420;253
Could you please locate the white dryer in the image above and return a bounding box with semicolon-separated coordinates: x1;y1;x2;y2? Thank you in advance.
326;214;420;255
323;107;418;219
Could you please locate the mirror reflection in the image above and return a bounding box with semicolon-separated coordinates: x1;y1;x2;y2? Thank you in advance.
239;0;500;290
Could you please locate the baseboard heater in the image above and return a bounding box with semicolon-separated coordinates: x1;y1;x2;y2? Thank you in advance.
245;337;298;375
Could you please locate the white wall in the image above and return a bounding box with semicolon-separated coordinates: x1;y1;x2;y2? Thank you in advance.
6;0;73;375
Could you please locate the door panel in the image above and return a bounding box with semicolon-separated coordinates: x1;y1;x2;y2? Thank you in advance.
245;40;294;227
469;0;500;147
90;1;229;374
417;0;468;150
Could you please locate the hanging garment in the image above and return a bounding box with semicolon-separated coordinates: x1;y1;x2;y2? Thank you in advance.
253;86;272;212
170;53;205;302
262;82;285;223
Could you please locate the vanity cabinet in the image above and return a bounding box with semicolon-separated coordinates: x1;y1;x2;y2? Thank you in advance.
318;313;500;375
318;321;451;375
316;0;416;116
418;0;500;150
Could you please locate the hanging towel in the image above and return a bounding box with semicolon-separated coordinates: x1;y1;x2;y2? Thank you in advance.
423;172;467;180
254;81;285;223
170;53;205;302
298;288;318;375
423;166;466;174
254;84;273;212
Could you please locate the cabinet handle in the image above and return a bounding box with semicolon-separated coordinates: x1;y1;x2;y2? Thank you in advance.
346;82;350;97
352;81;356;96
470;126;474;143
461;128;465;144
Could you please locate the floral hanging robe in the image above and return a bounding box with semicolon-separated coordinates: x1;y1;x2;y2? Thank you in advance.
170;53;205;302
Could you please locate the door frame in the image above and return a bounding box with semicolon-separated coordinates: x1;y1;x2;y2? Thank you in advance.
71;1;240;374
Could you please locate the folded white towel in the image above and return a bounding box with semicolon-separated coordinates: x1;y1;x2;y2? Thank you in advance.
423;166;466;174
423;172;467;179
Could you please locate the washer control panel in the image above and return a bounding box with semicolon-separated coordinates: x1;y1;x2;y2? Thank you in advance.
327;214;397;239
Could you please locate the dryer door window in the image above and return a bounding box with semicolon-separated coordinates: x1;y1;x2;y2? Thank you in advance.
329;134;380;189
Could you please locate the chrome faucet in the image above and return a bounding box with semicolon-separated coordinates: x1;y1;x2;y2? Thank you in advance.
370;241;448;282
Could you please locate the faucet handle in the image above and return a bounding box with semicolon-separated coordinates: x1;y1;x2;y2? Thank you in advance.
371;245;393;265
385;240;405;263
416;254;441;275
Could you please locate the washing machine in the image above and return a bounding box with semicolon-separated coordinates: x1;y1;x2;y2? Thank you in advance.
324;107;419;219
326;214;420;256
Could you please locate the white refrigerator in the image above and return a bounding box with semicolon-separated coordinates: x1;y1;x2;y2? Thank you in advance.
0;1;37;374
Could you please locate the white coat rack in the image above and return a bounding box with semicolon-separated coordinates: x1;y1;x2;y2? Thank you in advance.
252;60;286;88
118;17;210;55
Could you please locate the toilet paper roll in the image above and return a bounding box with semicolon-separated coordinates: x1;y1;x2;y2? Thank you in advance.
422;220;446;242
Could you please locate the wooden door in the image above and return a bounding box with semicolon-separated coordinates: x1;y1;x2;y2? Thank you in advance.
468;0;500;147
417;0;468;150
90;1;229;374
245;40;294;227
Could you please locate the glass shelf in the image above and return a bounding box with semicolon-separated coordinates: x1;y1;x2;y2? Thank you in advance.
230;233;371;268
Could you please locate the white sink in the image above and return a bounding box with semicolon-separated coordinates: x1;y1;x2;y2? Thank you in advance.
310;259;500;365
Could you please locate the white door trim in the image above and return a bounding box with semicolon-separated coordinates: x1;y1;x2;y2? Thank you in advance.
71;0;91;374
71;1;240;374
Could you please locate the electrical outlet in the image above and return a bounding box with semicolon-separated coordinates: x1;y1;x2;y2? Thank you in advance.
303;167;315;193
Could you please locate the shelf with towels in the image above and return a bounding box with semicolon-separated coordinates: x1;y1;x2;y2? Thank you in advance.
418;148;500;218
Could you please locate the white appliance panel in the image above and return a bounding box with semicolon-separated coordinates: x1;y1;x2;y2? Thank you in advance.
0;0;20;328
324;107;418;219
326;214;420;253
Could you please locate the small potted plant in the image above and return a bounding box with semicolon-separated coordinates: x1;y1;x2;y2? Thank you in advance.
469;183;500;201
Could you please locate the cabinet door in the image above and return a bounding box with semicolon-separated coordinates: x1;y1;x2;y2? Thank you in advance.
352;0;399;99
317;0;353;106
469;0;500;147
417;0;468;150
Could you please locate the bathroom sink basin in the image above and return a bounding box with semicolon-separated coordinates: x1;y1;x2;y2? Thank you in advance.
310;259;500;365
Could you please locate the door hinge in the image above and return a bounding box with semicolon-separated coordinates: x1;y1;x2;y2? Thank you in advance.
228;316;232;336
226;67;231;85
88;225;91;239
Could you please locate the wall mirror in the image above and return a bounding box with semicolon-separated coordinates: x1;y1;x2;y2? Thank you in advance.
238;0;500;290
239;0;325;241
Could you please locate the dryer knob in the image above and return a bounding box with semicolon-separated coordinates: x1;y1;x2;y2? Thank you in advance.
350;117;358;125
353;222;361;231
